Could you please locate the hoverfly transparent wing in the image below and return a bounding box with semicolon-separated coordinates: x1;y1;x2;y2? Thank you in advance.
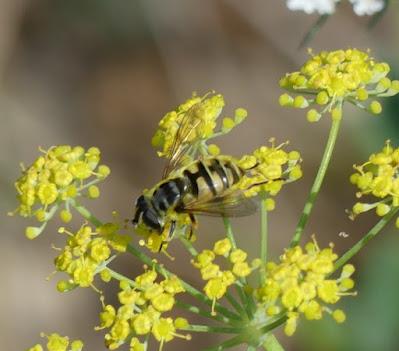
162;104;204;179
182;189;258;217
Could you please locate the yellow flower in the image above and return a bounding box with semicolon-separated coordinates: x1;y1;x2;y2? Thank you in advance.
279;49;399;122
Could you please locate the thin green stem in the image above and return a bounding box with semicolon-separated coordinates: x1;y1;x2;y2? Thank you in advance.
204;334;248;351
223;217;236;248
181;324;244;334
260;193;268;284
106;267;137;287
262;334;285;351
258;315;288;335
175;301;233;324
298;14;330;50
291;117;342;247
247;346;257;351
70;199;102;226
334;207;399;271
225;291;247;316
179;236;198;256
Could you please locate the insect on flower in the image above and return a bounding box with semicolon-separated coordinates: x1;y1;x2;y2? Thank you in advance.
132;98;266;251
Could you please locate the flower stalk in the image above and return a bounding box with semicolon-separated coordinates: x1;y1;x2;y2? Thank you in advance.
291;117;341;247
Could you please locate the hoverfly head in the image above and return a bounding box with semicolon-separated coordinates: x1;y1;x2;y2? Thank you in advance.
132;195;163;233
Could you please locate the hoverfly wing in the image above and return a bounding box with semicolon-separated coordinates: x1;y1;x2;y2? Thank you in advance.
162;104;203;179
181;189;258;218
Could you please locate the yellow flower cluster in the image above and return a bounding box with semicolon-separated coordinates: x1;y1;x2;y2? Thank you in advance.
97;268;190;351
12;145;110;238
54;223;130;291
236;140;303;198
151;92;247;160
255;239;355;336
279;49;399;122
192;238;259;315
27;332;83;351
350;141;399;224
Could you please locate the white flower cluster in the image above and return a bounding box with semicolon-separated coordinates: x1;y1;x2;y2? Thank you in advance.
285;0;385;16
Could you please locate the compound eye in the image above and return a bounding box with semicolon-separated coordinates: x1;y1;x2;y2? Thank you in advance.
135;195;146;207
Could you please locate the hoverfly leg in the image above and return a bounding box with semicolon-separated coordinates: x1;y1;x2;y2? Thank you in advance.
158;240;167;252
168;220;177;240
158;219;177;252
187;214;197;241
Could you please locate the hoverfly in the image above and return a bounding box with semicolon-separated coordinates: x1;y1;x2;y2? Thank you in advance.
132;102;259;250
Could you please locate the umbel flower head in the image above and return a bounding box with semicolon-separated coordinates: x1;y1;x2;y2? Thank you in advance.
350;140;399;225
255;237;356;336
54;223;130;291
279;48;399;122
97;266;190;351
26;332;84;351
11;145;110;239
192;238;260;315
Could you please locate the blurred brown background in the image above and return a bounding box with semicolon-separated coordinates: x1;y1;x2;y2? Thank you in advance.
1;1;399;350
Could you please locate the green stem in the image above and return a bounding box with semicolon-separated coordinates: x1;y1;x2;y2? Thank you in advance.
179;236;198;256
175;301;233;324
258;315;288;335
260;193;268;284
204;334;248;351
182;324;244;334
298;14;330;50
106;267;137;287
262;334;285;351
334;207;399;271
247;346;257;351
223;217;236;248
291;117;341;247
70;199;102;227
225;291;247;316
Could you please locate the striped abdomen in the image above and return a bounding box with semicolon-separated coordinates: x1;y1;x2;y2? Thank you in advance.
151;157;243;212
